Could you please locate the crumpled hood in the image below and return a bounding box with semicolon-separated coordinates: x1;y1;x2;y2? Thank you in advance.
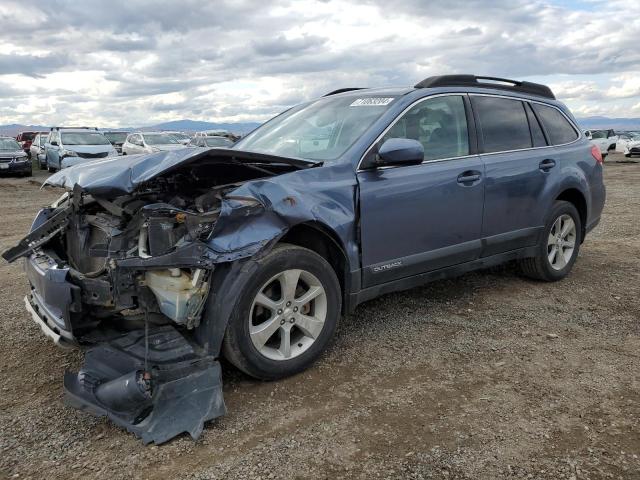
44;147;316;197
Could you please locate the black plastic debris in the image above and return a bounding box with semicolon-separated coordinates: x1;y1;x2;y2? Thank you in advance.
64;325;225;444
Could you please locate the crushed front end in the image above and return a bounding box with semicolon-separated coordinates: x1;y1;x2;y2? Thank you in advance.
4;180;233;443
2;149;316;443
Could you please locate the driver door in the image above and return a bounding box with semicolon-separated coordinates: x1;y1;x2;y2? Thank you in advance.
357;94;485;287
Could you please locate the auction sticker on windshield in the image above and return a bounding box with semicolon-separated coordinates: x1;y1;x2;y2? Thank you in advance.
350;97;395;107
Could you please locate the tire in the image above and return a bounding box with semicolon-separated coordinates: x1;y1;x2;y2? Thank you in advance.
24;170;32;177
519;201;582;282
222;243;341;380
625;154;631;158
47;164;56;173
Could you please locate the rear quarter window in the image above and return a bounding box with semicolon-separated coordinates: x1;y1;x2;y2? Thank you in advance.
472;96;532;153
531;104;578;146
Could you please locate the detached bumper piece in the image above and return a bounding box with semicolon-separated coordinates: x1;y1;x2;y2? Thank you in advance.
64;325;226;444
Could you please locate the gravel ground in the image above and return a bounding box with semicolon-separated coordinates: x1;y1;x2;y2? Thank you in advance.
1;154;639;480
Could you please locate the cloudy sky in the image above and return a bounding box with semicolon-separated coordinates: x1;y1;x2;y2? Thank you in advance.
1;0;639;127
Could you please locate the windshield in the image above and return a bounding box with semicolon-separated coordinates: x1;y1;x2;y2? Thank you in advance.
170;133;190;140
144;134;180;145
204;137;233;147
235;95;399;161
39;135;48;146
61;132;110;146
590;130;608;139
19;132;37;141
0;138;21;150
104;132;128;143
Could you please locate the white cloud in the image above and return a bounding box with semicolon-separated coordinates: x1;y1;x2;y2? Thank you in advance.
0;0;640;126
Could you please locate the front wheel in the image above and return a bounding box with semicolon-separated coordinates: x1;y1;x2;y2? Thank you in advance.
519;201;582;281
222;244;341;380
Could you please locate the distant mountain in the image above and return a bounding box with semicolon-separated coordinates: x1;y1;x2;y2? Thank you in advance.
0;119;262;137
576;117;640;131
137;119;262;134
0;124;50;137
4;116;639;139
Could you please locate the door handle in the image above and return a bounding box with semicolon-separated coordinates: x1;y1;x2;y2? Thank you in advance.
457;170;481;184
539;159;556;171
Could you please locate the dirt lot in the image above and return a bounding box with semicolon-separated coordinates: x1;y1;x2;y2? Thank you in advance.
0;154;638;480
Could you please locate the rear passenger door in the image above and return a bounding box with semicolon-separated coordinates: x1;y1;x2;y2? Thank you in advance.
471;95;554;256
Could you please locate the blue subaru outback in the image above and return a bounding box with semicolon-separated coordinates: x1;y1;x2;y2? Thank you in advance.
3;75;605;443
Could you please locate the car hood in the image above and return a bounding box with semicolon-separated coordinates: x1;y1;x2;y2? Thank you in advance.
44;148;318;197
0;149;27;157
65;145;114;153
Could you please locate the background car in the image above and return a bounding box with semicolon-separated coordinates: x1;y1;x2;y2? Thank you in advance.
193;129;240;142
189;135;234;148
16;131;47;158
585;129;618;157
29;133;49;169
0;137;31;176
623;137;640;157
615;132;640;153
102;131;129;155
45;127;118;172
122;132;186;155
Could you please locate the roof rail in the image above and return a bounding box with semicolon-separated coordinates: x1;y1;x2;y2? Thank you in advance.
323;87;366;97
414;75;555;100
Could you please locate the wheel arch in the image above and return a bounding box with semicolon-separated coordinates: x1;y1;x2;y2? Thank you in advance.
278;221;351;313
555;188;587;242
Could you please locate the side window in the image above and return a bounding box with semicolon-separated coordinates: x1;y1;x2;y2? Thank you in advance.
525;103;547;147
531;104;579;146
382;95;469;161
472;96;531;153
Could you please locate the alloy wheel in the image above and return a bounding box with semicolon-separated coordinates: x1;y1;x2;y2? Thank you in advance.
547;214;577;271
249;269;327;361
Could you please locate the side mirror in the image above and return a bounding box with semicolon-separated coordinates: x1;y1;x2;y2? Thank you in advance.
50;141;58;146
376;138;424;167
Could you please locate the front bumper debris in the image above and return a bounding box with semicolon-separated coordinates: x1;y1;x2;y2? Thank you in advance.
64;325;226;444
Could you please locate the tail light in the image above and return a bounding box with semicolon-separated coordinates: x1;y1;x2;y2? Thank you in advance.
590;144;603;164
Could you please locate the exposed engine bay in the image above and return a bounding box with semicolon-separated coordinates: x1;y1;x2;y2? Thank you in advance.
2;150;319;444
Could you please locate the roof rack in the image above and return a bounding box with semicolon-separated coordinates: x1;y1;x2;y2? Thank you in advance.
323;87;366;97
414;75;555;100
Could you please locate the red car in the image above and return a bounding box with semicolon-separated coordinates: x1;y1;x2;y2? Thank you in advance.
16;131;47;157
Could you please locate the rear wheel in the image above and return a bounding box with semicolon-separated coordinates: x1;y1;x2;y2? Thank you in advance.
222;244;341;380
519;201;581;281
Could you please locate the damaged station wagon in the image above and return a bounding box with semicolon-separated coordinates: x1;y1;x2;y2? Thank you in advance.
3;75;606;444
